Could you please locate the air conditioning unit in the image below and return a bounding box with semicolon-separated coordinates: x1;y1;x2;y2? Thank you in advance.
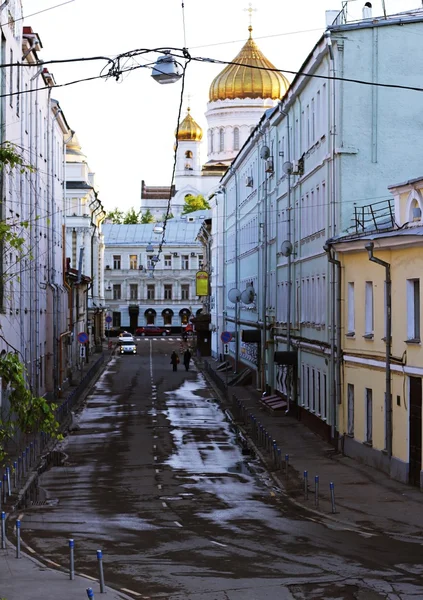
105;265;110;269
173;252;179;257
245;176;253;187
190;252;196;257
291;160;300;175
265;158;274;173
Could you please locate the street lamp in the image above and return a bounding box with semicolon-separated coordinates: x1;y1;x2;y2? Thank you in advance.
151;52;182;85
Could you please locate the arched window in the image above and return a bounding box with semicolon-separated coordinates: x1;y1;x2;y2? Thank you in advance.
219;128;225;152
233;127;240;151
410;199;422;222
210;130;214;153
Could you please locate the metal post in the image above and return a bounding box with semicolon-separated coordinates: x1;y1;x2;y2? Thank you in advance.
285;454;289;478
22;451;26;477
97;549;105;593
13;461;17;490
304;470;308;500
278;448;282;470
16;519;21;558
69;538;75;580
2;474;6;504
315;475;319;507
6;466;11;496
1;511;5;549
0;481;2;511
18;456;22;481
330;481;336;513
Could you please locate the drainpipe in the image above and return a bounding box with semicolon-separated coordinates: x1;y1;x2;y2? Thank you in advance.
324;243;342;445
365;241;392;459
234;170;240;374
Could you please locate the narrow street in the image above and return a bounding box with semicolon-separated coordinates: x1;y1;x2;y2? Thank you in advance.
17;341;423;600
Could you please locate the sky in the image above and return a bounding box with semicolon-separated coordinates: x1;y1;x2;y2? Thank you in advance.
27;0;418;213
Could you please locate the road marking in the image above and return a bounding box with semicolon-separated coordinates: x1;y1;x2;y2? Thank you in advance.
174;521;183;528
157;484;162;490
121;588;142;597
153;435;158;439
46;559;62;567
154;456;157;461
210;540;227;547
162;502;167;508
18;513;24;521
156;469;160;474
81;573;98;581
270;491;275;497
25;545;36;554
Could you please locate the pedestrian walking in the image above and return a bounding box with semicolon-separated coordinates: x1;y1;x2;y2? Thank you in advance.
183;348;192;372
170;351;179;371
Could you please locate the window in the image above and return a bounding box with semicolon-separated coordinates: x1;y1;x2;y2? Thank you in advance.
210;130;214;153
182;255;189;270
219;128;224;152
16;61;20;116
233;127;240;151
9;49;13;107
113;284;121;300
407;278;420;341
198;254;204;268
164;255;172;268
147;255;154;269
322;373;327;420
347;282;355;334
347;384;354;435
129;284;138;300
129;255;137;270
164;284;172;300
147;285;155;300
113;255;121;270
365;388;373;443
181;284;189;300
316;372;321;415
365;281;373;336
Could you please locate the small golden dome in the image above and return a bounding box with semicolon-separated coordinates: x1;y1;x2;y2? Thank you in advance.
209;27;289;102
176;108;203;141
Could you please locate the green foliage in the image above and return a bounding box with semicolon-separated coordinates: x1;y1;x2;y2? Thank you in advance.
0;354;62;465
181;194;210;215
106;207;125;224
123;207;142;224
141;209;155;224
0;141;35;174
163;212;174;221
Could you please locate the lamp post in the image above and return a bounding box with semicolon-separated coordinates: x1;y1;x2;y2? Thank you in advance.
365;241;392;459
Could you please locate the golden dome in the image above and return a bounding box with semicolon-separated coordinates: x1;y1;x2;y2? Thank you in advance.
209;27;289;102
176;108;203;141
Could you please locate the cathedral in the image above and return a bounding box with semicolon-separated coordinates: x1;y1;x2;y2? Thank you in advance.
140;26;290;218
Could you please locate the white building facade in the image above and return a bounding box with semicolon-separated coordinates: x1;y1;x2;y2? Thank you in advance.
212;7;423;442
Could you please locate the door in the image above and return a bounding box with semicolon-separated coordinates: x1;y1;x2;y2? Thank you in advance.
409;376;422;487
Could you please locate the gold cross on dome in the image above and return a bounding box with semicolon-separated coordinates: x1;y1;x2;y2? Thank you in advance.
244;2;257;28
184;92;192;111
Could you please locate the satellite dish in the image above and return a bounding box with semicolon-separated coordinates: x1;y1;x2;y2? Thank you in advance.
282;161;293;175
281;240;293;257
228;288;241;303
241;287;255;304
260;145;270;160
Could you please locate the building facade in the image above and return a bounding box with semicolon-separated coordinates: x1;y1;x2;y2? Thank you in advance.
210;6;423;443
103;215;207;333
330;176;423;488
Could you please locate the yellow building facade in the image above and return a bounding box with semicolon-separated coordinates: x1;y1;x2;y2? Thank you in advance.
330;178;423;488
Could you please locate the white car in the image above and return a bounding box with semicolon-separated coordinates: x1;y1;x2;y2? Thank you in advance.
120;341;137;355
118;331;134;344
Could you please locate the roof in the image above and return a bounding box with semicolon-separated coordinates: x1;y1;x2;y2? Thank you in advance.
328;225;423;247
66;181;94;190
103;217;208;246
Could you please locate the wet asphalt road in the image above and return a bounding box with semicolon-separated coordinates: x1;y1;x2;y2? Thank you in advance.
17;339;423;599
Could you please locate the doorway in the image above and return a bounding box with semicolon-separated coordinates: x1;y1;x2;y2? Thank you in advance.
409;376;422;487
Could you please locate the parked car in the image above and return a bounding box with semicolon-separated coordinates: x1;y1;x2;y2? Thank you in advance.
118;331;134;344
135;325;171;337
120;341;137;355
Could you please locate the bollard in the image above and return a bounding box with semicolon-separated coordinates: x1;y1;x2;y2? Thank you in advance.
97;549;105;593
314;475;319;508
6;466;10;496
273;441;277;465
13;461;17;490
2;474;6;504
18;456;22;482
16;519;21;558
285;454;289;478
30;442;34;466
86;588;95;599
1;511;5;549
69;538;75;580
0;480;2;511
22;451;26;477
330;481;336;513
304;470;308;500
277;448;282;470
26;446;30;470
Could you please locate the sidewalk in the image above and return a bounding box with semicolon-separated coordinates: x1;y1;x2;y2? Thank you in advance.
202;357;423;539
0;544;131;600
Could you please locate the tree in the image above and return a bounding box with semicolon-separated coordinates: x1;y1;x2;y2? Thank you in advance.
181;194;210;215
106;207;124;223
123;207;142;224
141;209;155;224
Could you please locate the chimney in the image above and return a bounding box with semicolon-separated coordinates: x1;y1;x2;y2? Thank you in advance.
362;2;372;19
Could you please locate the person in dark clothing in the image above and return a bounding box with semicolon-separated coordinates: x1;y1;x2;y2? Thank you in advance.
183;349;192;372
170;351;179;371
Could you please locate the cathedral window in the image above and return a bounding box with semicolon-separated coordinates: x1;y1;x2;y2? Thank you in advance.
185;150;193;158
233;127;240;151
210;130;214;153
219;128;225;152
